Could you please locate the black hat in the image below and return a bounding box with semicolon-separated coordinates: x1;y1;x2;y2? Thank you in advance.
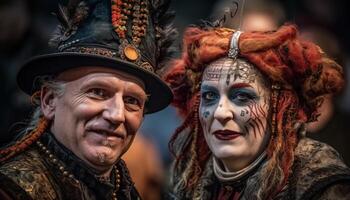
17;0;176;113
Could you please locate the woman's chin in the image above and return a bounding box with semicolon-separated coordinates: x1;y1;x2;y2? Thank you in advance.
211;145;243;159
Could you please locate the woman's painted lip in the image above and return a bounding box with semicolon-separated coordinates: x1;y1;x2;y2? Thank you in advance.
212;130;242;141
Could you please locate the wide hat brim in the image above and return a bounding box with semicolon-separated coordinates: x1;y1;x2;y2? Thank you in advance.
17;52;173;114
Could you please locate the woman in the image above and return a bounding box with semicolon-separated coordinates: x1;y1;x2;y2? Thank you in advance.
164;24;350;199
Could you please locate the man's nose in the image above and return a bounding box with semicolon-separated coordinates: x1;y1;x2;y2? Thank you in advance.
213;97;234;124
103;95;125;124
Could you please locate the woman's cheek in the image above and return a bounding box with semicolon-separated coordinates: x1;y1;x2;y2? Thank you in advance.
200;106;213;135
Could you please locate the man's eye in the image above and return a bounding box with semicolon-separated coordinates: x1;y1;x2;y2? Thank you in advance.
201;91;219;102
123;96;140;105
87;88;109;99
123;96;142;111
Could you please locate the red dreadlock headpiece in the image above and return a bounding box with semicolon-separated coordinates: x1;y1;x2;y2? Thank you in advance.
164;24;344;198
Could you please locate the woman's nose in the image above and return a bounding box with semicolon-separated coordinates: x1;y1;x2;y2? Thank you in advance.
213;97;234;125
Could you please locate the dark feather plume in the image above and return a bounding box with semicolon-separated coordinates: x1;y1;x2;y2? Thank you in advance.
151;0;178;74
49;0;89;48
67;0;81;13
48;25;66;47
57;4;72;29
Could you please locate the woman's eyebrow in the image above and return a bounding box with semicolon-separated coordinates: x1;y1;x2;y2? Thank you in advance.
230;83;253;89
201;84;217;91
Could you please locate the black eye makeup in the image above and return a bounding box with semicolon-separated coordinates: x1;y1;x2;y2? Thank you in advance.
201;91;219;102
200;85;220;105
229;88;259;105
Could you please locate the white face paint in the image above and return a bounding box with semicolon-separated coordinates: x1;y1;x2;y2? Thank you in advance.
199;57;271;171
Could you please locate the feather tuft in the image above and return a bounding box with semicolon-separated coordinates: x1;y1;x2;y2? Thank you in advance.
57;4;72;29
50;0;89;48
151;0;178;73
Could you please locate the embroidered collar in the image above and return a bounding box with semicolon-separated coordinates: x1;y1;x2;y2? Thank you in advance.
39;132;135;199
213;151;267;184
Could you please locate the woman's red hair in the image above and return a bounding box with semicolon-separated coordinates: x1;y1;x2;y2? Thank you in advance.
164;24;344;199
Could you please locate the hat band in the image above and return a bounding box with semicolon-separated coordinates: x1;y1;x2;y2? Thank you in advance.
65;46;154;73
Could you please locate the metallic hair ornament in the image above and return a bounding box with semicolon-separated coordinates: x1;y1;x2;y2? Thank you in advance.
228;30;242;59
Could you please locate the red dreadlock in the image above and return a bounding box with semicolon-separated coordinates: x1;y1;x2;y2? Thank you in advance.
0;117;49;162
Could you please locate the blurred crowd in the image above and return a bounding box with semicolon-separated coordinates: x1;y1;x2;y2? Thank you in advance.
1;0;349;199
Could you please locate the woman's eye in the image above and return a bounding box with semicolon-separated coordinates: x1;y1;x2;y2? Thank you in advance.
202;91;218;102
236;94;250;102
231;92;256;104
87;88;109;99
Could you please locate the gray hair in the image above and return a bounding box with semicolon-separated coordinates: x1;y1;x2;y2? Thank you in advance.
22;76;66;135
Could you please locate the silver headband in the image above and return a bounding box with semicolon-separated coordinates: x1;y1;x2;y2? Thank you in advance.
228;31;242;59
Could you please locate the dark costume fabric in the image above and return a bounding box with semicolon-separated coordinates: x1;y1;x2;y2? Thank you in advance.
0;132;140;200
169;138;350;200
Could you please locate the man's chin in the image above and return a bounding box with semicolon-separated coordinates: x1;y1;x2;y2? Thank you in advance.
81;146;121;169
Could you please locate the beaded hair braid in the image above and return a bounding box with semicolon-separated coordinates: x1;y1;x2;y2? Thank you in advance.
0;85;55;162
0;117;49;162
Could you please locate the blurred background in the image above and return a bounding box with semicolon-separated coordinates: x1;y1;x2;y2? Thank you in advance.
0;0;349;199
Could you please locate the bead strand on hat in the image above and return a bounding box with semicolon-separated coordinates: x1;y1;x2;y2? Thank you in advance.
111;0;149;47
131;0;148;45
111;0;126;39
36;140;121;199
58;39;81;51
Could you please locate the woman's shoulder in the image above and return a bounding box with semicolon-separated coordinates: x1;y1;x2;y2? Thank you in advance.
288;137;350;200
295;137;349;171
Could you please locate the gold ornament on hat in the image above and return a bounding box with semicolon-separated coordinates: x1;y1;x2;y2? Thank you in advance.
123;45;139;61
111;0;149;64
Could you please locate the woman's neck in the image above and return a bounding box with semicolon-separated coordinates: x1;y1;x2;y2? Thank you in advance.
213;151;267;183
221;156;254;172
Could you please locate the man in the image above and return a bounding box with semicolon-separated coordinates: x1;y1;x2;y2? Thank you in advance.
0;0;176;199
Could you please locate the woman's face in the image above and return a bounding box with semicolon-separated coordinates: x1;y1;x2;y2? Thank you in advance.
199;57;271;171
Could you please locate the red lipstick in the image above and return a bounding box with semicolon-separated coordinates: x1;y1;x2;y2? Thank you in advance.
212;130;241;140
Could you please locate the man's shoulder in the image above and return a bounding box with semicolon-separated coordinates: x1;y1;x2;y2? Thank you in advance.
290;137;350;200
0;148;58;200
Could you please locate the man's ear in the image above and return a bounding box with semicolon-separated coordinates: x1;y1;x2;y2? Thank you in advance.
41;87;57;120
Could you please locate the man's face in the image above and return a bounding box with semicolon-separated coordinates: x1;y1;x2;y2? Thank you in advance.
42;67;147;171
199;58;271;171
